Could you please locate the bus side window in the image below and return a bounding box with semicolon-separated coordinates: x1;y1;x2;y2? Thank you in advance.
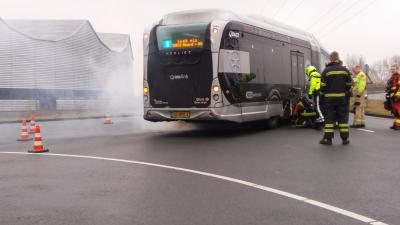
223;30;239;50
238;33;262;84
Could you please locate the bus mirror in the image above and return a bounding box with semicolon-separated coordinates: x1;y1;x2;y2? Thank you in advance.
289;87;301;94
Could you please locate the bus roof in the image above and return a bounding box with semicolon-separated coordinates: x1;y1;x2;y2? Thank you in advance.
160;9;327;52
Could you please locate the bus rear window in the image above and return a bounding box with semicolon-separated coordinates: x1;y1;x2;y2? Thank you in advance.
156;24;208;51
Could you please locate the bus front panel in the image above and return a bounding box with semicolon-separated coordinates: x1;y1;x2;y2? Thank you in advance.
147;23;213;109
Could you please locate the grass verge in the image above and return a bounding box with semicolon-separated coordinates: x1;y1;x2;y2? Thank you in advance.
365;100;392;117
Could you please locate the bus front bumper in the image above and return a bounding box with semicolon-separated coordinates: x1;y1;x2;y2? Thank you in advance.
143;107;243;123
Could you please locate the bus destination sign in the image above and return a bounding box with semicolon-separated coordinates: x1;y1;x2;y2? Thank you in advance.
162;38;203;49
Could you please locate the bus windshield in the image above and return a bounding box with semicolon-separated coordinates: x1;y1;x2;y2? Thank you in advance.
156;24;208;51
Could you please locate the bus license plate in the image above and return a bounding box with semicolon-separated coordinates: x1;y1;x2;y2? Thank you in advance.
171;112;190;119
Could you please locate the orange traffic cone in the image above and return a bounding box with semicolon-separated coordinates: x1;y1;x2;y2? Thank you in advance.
28;124;49;153
104;114;113;124
29;115;36;134
17;119;33;141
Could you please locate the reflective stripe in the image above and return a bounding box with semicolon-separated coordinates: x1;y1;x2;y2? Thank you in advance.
340;129;349;132
325;124;334;128
395;119;400;123
321;82;327;86
325;93;346;97
339;123;349;128
324;129;334;133
355;119;365;123
326;71;349;76
301;112;317;117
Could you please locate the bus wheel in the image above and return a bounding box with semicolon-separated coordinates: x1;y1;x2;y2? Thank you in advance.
267;117;280;129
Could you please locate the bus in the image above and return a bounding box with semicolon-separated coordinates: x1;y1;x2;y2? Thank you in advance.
143;9;329;125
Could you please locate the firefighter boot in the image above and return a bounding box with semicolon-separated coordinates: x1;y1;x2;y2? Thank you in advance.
319;139;332;146
342;139;350;145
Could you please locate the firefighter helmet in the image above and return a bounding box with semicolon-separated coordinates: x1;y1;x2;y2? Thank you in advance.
305;66;317;77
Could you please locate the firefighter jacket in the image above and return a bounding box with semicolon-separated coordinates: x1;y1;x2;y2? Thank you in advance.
386;72;400;101
320;61;352;103
308;71;321;95
353;71;367;95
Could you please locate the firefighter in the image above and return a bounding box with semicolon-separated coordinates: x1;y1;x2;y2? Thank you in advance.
319;51;352;145
305;65;324;123
350;65;367;128
386;64;400;130
293;95;318;129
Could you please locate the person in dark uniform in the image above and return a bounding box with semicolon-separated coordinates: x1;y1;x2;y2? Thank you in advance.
319;51;352;145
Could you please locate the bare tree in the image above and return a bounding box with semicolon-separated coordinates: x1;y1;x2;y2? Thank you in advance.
368;56;400;83
345;54;366;71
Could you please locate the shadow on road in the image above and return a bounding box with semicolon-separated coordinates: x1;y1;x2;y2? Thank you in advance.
153;120;290;139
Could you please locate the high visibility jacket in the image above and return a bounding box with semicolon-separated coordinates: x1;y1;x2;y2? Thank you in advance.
320;61;352;103
386;73;400;100
308;71;321;95
353;71;367;94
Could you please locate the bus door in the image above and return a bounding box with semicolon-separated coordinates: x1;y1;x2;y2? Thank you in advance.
286;51;305;118
290;51;305;89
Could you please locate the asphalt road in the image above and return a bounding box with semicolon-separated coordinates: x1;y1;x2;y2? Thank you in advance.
0;115;399;225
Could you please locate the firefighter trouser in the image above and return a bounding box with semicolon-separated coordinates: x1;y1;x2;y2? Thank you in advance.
295;111;317;128
323;102;349;140
353;91;366;126
314;95;324;122
392;102;400;128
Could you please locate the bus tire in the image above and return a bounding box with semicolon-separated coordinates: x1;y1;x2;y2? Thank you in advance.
267;117;280;129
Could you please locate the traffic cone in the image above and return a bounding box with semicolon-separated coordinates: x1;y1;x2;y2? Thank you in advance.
29;115;36;134
28;124;49;153
17;119;33;141
104;114;113;124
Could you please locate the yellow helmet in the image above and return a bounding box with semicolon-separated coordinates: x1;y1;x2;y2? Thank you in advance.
305;66;317;77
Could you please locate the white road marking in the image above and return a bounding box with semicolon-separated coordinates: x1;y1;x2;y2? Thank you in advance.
372;222;390;225
304;200;375;223
0;152;389;225
357;128;376;133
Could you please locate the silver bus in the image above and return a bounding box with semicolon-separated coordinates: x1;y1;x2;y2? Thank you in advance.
143;9;329;124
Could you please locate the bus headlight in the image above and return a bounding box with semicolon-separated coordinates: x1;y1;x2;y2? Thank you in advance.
144;87;149;94
212;28;219;34
213;94;220;101
143;33;149;39
212;85;220;93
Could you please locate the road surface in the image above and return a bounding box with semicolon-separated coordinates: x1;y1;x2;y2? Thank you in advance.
0;115;398;225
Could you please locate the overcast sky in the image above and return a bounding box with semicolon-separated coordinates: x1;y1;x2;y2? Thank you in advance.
0;0;398;91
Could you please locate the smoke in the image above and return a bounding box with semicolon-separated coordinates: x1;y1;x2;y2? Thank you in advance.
99;61;139;115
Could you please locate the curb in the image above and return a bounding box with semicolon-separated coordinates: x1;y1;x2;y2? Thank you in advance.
366;113;393;119
0;114;138;125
